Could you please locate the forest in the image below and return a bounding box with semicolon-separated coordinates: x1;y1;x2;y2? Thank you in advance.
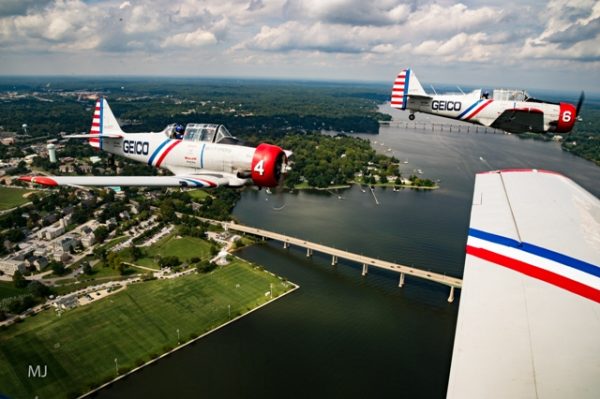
0;77;391;136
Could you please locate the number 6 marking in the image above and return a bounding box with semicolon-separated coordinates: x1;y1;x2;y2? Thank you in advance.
562;111;572;123
254;159;265;175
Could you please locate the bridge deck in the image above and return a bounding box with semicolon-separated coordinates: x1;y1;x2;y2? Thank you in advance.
224;222;462;289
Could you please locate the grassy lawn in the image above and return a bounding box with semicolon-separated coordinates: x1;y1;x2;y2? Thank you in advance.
135;234;213;269
0;187;36;210
0;281;26;300
186;189;211;201
0;260;293;398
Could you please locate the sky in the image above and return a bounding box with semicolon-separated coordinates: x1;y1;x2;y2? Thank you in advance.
0;0;599;91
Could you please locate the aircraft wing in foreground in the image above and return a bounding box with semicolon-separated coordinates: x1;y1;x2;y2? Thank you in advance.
447;169;600;399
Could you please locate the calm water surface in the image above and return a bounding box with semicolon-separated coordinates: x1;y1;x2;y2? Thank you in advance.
96;106;599;399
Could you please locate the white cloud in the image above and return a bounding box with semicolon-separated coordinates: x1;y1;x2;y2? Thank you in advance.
0;0;597;90
283;0;411;26
162;27;218;48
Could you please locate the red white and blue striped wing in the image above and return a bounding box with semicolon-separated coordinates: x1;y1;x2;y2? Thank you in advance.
447;169;600;399
19;174;230;188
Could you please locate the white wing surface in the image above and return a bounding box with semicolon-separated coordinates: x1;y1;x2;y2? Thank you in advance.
447;169;600;399
19;174;231;188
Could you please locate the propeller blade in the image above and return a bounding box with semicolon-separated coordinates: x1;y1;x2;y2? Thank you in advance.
271;152;288;211
576;91;585;116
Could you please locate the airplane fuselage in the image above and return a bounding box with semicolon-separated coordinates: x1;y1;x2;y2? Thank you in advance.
100;132;255;184
406;93;574;134
391;69;579;134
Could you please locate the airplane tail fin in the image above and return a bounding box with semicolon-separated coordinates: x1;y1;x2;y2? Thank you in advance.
89;97;124;149
391;68;427;110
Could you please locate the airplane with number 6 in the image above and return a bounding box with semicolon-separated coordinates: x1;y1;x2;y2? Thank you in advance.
391;69;584;134
20;98;290;189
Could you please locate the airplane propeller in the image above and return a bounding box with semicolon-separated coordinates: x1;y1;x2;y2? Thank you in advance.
576;91;585;116
270;153;289;211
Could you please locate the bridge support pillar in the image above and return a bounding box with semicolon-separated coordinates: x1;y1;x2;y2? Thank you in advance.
283;242;289;249
306;248;312;257
331;255;338;266
261;236;265;241
362;264;368;276
398;272;405;288
447;286;455;303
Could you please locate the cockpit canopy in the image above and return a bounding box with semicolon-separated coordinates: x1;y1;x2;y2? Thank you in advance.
164;123;236;144
492;89;530;102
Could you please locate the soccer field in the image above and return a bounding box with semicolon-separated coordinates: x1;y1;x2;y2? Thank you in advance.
0;260;293;399
0;187;36;210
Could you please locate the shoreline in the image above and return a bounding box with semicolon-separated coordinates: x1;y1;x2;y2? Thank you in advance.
292;182;439;191
80;278;299;399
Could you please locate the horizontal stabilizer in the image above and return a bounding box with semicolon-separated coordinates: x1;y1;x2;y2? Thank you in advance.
408;94;433;100
63;133;124;139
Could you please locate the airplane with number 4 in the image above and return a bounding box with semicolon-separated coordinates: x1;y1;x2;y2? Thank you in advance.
20;98;290;189
391;69;584;134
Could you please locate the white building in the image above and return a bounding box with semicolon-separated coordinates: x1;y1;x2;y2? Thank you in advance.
0;259;27;276
45;225;65;240
47;143;57;163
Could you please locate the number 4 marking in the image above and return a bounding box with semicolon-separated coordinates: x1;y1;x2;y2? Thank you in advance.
254;159;265;175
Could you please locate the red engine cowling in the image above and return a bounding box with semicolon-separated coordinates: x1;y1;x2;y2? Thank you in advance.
556;102;576;133
251;143;287;187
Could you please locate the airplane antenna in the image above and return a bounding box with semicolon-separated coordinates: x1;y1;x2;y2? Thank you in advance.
456;86;465;95
430;85;438;95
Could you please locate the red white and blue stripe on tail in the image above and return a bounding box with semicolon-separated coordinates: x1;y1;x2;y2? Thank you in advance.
89;98;103;149
391;69;410;110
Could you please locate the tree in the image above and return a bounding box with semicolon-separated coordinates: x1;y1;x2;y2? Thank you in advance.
50;261;67;276
94;226;109;243
158;256;181;268
196;260;216;274
94;246;108;262
27;281;51;298
106;252;122;269
130;244;143;261
82;262;93;275
13;270;28;289
117;263;129;275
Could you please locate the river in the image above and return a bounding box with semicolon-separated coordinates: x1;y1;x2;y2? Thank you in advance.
96;105;600;398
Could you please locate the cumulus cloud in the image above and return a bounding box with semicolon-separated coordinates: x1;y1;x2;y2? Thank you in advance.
283;0;411;26
162;27;218;48
0;0;597;90
520;0;600;61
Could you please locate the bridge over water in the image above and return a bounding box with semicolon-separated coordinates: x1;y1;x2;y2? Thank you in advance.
380;120;504;134
218;221;462;302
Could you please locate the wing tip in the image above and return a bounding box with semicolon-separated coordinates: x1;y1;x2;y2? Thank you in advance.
19;176;58;186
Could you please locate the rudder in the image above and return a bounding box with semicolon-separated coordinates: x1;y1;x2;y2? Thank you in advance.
89;97;124;149
391;69;426;110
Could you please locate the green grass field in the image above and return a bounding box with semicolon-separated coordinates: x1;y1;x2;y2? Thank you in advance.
135;234;212;269
0;187;36;210
0;281;26;300
186;189;211;201
0;260;292;398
